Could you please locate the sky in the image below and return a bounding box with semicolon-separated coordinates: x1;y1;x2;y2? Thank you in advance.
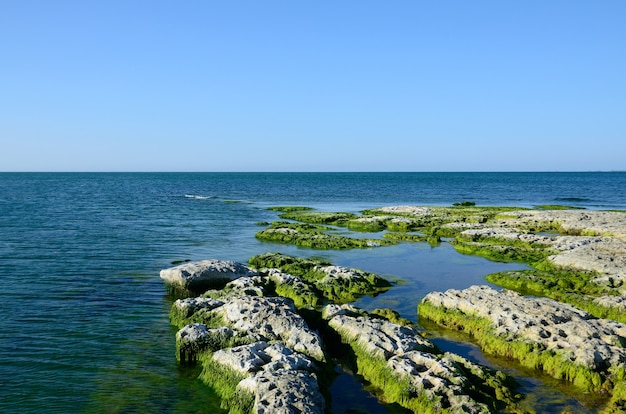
1;1;625;172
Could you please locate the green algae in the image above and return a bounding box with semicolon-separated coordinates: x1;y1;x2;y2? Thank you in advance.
255;221;396;249
267;206;314;212
331;316;522;413
370;307;413;326
170;304;227;331
382;232;430;242
452;241;552;264
272;279;322;309
249;252;392;304
249;252;330;278
485;269;626;323
277;210;357;225
417;300;619;394
198;354;254;414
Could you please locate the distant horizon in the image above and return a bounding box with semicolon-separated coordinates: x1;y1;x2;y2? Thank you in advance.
2;170;624;174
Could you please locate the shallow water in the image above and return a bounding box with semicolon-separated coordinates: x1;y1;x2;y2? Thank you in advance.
1;172;625;413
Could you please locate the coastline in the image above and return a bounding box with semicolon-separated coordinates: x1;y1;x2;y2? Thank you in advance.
162;204;626;413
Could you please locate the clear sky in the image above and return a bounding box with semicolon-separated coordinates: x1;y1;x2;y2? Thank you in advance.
1;1;625;172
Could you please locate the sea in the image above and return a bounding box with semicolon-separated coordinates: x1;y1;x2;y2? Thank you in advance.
1;172;625;414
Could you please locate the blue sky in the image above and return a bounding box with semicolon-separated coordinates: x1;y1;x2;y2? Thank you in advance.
1;1;625;172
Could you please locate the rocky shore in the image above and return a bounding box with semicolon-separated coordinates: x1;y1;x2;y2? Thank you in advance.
161;206;626;413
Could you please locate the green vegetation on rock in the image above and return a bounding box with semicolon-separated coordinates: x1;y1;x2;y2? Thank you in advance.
332;315;521;413
277;210;357;225
255;221;396;249
249;252;392;304
249;252;330;278
452;241;552;263
417;300;616;393
485;269;626;323
267;206;314;212
198;354;254;414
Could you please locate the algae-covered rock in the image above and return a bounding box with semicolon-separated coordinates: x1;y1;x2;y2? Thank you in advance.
171;292;325;363
549;237;626;274
176;324;235;363
263;268;321;309
170;297;225;328
255;221;396;249
160;260;258;293
420;285;626;393
324;304;520;413
208;342;325;414
250;252;392;304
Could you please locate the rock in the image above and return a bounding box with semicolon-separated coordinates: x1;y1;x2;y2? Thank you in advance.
388;351;495;414
549;237;626;275
324;304;518;413
498;210;626;240
170;297;225;328
173;294;325;362
421;285;626;373
326;308;436;359
213;342;316;375
459;227;554;245
375;205;433;216
160;260;258;293
176;324;234;363
212;342;324;414
216;296;325;362
220;275;267;297
238;369;325;414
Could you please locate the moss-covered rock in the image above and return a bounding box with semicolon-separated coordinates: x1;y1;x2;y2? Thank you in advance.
419;286;626;396
277;210;357;225
255;221;396;249
485;269;626;323
249;252;392;304
324;304;521;413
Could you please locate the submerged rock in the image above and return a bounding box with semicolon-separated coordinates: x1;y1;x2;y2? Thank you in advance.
160;259;258;293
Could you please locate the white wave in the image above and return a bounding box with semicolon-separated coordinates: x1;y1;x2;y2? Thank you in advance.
184;194;214;200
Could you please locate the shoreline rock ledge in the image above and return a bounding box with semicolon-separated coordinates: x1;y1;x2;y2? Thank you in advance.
160;259;259;293
419;285;626;411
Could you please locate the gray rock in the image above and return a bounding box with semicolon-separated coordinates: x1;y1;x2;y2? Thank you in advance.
213;342;316;375
213;342;324;414
388;351;492;414
216;296;325;362
172;297;225;320
326;310;436;359
238;369;325;414
548;237;626;274
422;285;626;371
324;304;513;413
160;260;258;292
459;227;554;245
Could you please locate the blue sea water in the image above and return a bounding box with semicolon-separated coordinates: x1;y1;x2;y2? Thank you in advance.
1;172;625;414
